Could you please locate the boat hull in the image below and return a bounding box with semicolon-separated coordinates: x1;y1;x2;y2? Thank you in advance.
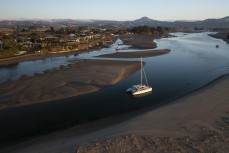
132;87;152;95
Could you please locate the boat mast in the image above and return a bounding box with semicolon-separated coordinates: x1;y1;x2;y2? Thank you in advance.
141;57;142;85
143;66;149;86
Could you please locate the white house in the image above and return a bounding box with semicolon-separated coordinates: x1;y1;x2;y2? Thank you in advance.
68;34;79;42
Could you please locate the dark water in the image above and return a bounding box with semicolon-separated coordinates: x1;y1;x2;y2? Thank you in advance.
0;32;229;144
104;32;229;104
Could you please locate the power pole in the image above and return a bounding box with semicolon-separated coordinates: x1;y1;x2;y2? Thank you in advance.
0;41;3;50
0;36;3;50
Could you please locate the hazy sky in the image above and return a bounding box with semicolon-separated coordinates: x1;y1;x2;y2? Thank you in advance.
0;0;228;21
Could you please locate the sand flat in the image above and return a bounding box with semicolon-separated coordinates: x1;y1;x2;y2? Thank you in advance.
0;59;140;109
98;49;170;58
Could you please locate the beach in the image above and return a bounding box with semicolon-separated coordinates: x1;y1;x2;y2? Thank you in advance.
76;75;229;153
1;75;228;153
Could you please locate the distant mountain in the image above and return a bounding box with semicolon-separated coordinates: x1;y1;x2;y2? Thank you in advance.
0;16;229;28
123;17;165;27
134;17;155;23
126;16;229;28
197;16;229;28
115;16;229;28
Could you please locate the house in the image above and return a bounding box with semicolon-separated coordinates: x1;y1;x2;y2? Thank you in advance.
68;34;79;42
23;41;33;48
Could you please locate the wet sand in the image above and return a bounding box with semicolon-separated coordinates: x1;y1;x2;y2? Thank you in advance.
0;59;140;109
98;49;170;58
2;75;228;153
76;75;229;153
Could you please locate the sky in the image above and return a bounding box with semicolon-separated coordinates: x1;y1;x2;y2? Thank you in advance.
0;0;228;21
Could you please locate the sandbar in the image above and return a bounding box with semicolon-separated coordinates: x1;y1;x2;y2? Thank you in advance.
0;59;140;109
98;49;170;58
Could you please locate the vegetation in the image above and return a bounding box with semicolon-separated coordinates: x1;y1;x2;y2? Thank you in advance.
0;25;115;58
0;24;182;59
0;34;19;58
129;26;171;35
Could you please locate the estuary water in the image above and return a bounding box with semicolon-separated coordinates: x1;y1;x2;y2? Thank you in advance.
0;32;229;143
1;32;229;99
0;32;229;102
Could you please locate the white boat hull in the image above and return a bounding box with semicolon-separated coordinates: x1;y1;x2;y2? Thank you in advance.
132;87;152;95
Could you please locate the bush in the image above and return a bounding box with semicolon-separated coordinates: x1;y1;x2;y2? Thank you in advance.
0;49;18;58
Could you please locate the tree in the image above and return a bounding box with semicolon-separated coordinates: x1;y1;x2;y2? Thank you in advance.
50;26;55;33
2;35;18;50
130;26;151;34
156;26;163;35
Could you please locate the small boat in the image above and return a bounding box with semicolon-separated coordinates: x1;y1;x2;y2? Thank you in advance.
127;57;152;96
216;45;219;48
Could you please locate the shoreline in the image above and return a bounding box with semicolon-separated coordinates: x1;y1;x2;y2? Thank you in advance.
0;34;158;67
1;74;228;153
208;33;229;44
76;74;229;152
0;47;104;67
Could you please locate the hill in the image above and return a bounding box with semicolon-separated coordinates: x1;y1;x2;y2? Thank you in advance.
0;16;229;28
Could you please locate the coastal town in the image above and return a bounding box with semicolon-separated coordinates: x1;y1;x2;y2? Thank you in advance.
0;25;116;58
0;17;228;60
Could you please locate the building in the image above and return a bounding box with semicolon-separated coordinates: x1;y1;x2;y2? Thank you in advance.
68;34;79;42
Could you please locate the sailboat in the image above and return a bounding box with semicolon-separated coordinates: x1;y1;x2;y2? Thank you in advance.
126;57;152;95
116;46;120;50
